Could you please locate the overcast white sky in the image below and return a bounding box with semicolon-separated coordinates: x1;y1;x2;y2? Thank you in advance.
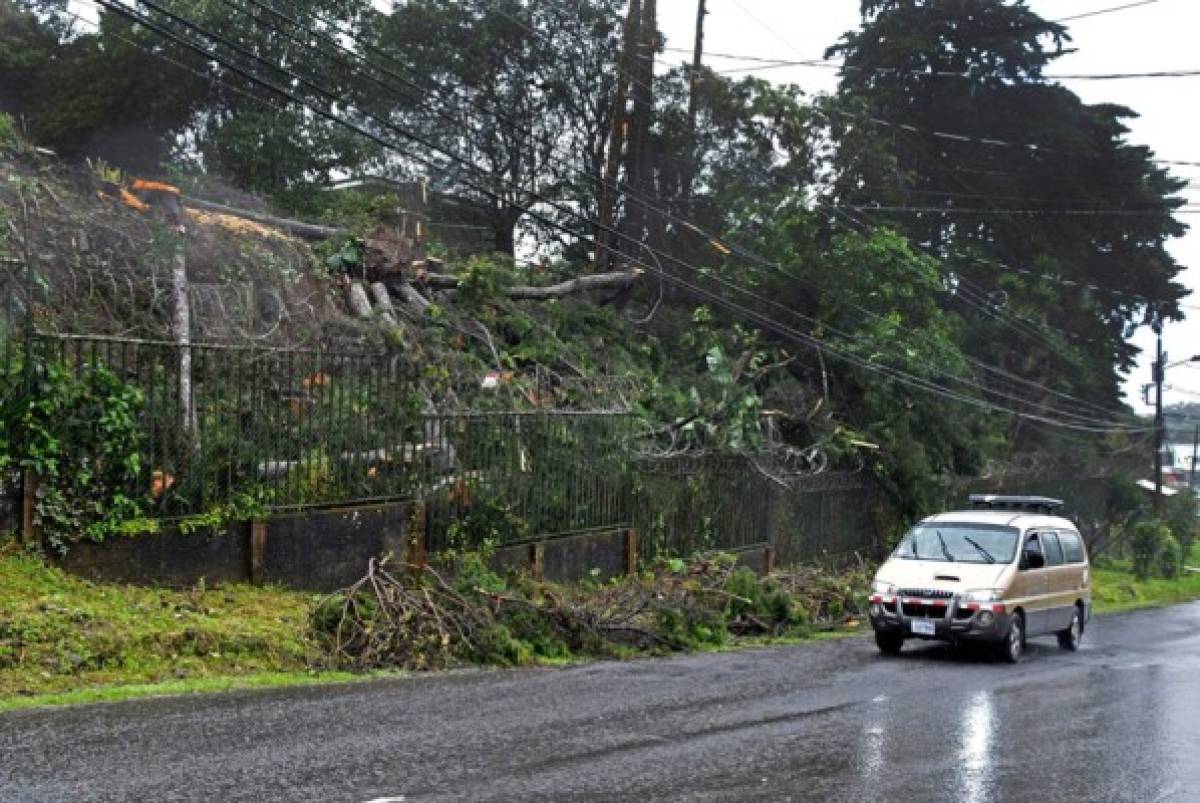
656;0;1200;415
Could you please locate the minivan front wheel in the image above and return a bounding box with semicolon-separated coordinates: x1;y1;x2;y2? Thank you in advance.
999;612;1024;663
875;631;904;656
1057;605;1083;651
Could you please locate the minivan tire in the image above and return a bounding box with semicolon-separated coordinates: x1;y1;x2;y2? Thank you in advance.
999;612;1024;663
875;631;904;656
1057;605;1083;651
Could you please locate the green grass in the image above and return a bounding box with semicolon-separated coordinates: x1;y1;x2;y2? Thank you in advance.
1092;543;1200;615
0;670;381;713
0;546;331;705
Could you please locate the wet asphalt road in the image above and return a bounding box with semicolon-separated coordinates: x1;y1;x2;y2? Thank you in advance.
3;603;1199;802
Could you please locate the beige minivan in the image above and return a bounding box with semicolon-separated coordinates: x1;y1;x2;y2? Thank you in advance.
868;495;1091;662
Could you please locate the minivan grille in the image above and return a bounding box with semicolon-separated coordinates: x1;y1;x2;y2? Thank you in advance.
902;602;947;619
898;588;954;600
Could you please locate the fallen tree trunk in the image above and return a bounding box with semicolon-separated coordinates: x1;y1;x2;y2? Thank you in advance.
417;270;640;299
394;280;432;316
257;443;442;480
369;282;400;326
346;281;374;320
182;196;345;240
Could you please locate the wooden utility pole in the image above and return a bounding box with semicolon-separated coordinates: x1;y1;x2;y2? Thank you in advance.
595;0;641;272
687;0;707;130
1190;424;1198;492
1153;327;1165;517
683;0;707;214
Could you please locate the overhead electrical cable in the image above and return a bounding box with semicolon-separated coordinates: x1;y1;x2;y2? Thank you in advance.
488;0;1148;358
492;0;1171;406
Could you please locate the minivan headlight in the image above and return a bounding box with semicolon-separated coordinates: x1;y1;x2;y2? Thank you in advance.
872;580;896;595
961;589;1002;603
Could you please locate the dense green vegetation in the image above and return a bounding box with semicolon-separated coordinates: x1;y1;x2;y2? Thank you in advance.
1093;543;1200;614
2;0;1187;524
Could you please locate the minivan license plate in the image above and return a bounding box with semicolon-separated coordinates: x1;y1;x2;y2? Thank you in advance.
911;620;936;636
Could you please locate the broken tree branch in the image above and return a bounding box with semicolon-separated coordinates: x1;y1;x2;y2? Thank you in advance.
181;196;344;240
418;270;641;300
346;281;374;320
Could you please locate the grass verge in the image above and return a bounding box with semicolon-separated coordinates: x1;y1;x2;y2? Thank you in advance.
0;547;329;707
1;546;867;712
1092;543;1200;614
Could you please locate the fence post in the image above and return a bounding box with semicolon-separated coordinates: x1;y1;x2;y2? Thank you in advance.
20;469;37;546
623;528;638;576
406;500;428;570
529;542;544;580
249;519;267;586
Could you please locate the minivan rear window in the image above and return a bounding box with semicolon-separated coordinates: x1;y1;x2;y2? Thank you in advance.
1059;531;1085;563
1043;532;1064;566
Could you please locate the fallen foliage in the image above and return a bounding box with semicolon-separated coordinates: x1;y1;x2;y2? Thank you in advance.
311;553;871;671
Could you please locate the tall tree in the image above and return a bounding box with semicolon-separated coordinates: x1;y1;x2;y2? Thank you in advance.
373;0;624;255
825;0;1189;418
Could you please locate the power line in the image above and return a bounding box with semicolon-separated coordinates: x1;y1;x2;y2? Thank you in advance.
495;0;1160;366
699;1;1175;80
1054;0;1160;24
713;57;1200;82
96;0;1150;434
224;0;1119;388
812;105;1200;169
609;1;1187;403
821;203;1200;217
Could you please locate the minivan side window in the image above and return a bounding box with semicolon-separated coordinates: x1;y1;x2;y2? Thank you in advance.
1043;532;1065;566
1059;531;1085;563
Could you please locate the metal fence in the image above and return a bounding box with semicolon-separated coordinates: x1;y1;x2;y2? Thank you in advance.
629;454;891;565
4;332;638;540
14;327;1141;568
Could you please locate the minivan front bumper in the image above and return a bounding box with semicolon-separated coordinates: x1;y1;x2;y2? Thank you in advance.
868;596;1011;643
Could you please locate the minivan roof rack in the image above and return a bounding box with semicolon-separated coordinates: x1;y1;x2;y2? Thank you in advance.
968;494;1064;513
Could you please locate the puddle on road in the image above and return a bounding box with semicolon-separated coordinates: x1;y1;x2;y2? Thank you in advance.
957;690;996;803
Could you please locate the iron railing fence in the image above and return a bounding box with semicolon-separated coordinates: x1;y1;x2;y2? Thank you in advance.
629;455;891;566
422;411;635;552
7;333;639;544
23;333;425;516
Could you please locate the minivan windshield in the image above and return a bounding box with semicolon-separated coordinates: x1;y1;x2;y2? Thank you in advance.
893;523;1020;564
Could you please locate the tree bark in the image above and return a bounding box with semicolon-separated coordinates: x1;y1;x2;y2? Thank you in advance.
416;270;640;299
623;0;657;251
347;281;374;320
595;0;641;272
171;243;195;438
369;281;399;326
182;196;345;240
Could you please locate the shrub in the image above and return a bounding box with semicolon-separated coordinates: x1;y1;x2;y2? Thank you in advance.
1165;493;1197;558
1159;534;1183;579
1130;519;1169;580
0;113;19;151
2;358;146;552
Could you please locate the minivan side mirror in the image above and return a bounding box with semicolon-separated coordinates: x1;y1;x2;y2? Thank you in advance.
1022;550;1045;570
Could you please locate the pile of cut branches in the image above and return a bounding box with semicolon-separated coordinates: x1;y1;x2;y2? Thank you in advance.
310;553;869;672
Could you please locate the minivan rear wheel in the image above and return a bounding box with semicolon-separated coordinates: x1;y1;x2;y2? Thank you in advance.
1057;605;1083;651
875;631;904;656
998;612;1024;663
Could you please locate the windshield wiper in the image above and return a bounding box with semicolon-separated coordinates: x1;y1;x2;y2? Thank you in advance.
934;530;954;562
961;535;996;564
